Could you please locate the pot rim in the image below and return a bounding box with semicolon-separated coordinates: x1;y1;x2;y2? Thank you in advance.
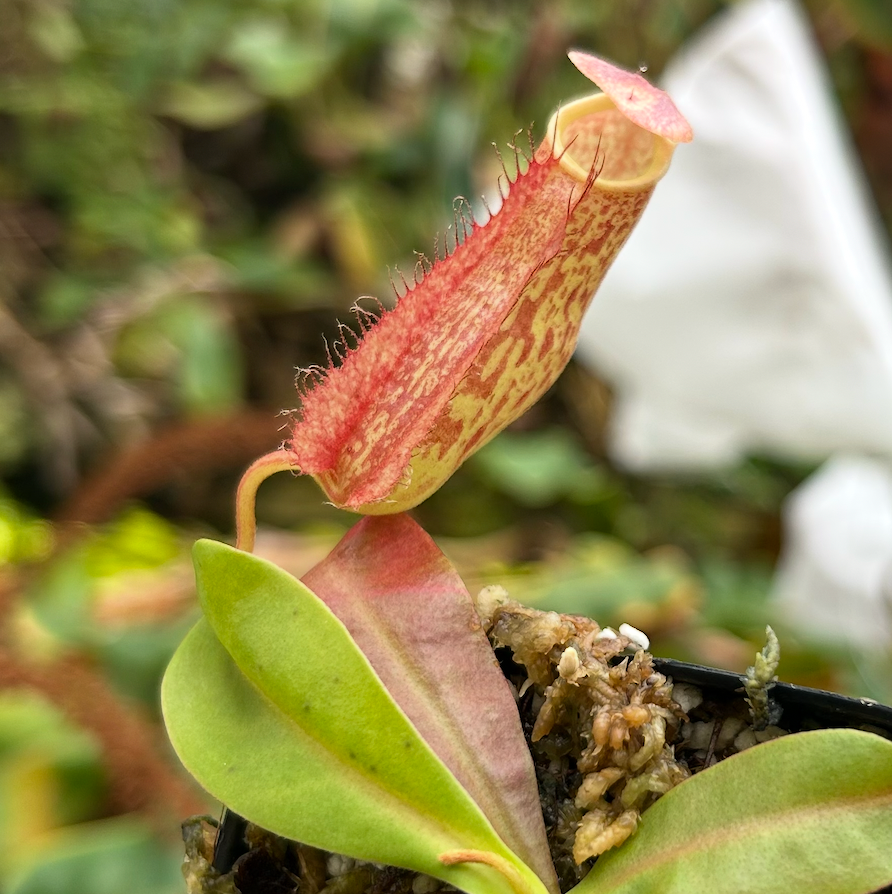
653;656;892;737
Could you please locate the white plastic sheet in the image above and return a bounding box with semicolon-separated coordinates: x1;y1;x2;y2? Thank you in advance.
575;0;892;470
773;455;892;649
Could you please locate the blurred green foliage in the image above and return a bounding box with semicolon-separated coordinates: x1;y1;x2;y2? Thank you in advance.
7;817;183;894
0;0;891;890
0;693;105;862
0;493;54;565
29;506;194;706
0;0;889;491
472;429;611;508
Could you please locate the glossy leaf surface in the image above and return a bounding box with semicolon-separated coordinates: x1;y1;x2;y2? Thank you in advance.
572;728;892;894
162;540;547;894
302;515;558;894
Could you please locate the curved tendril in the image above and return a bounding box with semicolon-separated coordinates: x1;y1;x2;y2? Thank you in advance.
438;850;537;894
235;452;298;552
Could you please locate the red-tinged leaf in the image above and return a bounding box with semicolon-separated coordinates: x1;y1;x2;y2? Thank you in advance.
302;514;559;894
273;54;689;514
163;540;549;894
568;50;693;143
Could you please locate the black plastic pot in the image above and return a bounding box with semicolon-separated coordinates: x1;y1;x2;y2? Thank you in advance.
213;810;250;873
652;657;892;738
211;659;892;889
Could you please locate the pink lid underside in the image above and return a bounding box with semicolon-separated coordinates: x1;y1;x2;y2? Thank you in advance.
568;50;693;144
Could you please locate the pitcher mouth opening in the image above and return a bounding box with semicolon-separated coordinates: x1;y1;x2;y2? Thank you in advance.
547;93;677;190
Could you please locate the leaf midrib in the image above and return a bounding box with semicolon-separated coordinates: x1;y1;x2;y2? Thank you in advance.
593;788;892;892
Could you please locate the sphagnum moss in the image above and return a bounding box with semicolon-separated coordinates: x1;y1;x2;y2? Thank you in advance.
480;595;689;878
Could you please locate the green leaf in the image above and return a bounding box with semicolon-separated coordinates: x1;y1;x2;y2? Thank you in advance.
7;817;182;894
0;691;105;836
116;298;243;414
163;299;243;414
528;535;694;624
26;4;84;63
162;540;547;894
472;429;608;507
159;80;263;130
36;274;101;329
572;728;892;894
223;20;334;99
302;515;558;894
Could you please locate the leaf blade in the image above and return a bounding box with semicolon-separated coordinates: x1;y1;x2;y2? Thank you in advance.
573;728;892;894
302;515;558;894
162;540;545;894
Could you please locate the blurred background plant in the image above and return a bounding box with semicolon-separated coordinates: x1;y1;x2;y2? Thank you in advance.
1;0;891;891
